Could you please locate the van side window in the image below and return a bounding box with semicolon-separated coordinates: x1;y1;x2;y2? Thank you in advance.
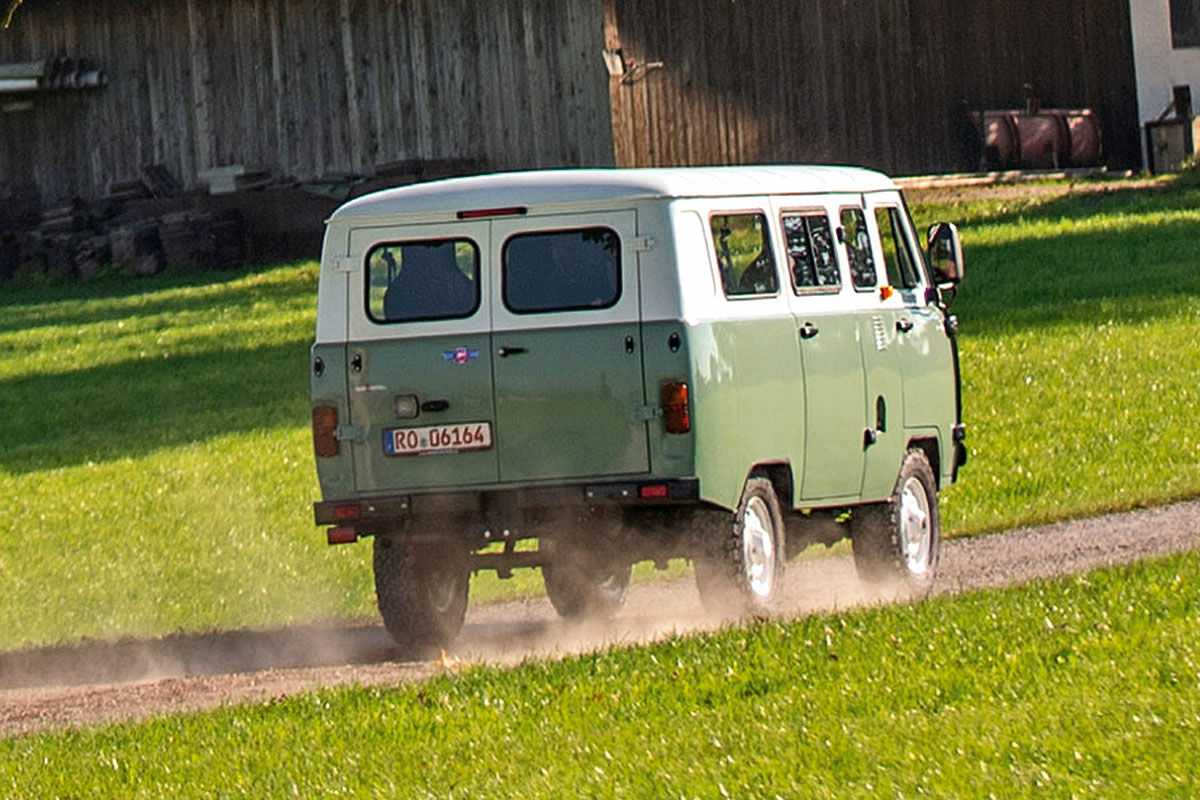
874;206;922;289
782;212;839;291
503;227;620;314
710;213;778;297
367;239;479;323
840;207;877;290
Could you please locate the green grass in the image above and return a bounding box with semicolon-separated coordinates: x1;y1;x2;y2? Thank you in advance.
2;176;1200;650
3;550;1198;797
913;177;1200;532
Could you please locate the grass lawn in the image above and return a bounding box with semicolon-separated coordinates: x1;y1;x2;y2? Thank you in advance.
2;550;1197;797
1;175;1199;649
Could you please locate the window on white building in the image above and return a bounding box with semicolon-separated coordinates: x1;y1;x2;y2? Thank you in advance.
1171;0;1200;48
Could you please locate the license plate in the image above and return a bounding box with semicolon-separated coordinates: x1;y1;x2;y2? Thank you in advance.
383;422;493;456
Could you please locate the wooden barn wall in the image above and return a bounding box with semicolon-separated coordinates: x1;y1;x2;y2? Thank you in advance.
0;0;614;205
605;0;1141;173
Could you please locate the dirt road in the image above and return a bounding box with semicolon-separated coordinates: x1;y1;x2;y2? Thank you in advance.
3;501;1198;739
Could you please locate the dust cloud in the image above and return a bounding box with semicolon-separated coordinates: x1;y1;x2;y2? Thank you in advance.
0;550;881;695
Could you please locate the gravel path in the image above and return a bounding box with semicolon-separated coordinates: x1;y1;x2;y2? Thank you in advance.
2;501;1198;739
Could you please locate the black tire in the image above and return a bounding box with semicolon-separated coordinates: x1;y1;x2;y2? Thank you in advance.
542;541;631;620
693;477;786;614
850;448;941;594
373;537;470;651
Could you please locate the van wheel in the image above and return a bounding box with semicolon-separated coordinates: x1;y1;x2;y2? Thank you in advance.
373;537;469;652
850;448;940;594
693;477;786;614
542;542;631;620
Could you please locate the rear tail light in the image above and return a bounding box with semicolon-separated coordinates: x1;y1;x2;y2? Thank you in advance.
639;484;670;499
327;526;358;545
312;405;339;458
661;380;691;434
333;504;361;522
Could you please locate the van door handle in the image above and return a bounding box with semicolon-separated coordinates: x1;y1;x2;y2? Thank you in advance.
799;323;819;340
421;399;450;413
896;318;915;333
497;346;528;358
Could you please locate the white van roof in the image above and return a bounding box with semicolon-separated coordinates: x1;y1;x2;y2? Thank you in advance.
332;166;896;221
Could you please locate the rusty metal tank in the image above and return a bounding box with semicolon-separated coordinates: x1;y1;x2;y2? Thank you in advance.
973;108;1102;170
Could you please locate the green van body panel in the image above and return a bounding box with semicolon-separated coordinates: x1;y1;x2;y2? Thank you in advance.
639;320;695;479
894;291;957;478
347;333;499;492
310;342;354;498
795;312;867;501
857;312;906;501
691;316;803;511
493;322;649;482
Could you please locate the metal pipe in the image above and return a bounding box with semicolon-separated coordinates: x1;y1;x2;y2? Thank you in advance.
0;78;38;94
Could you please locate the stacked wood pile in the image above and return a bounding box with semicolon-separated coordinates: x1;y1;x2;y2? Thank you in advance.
0;162;248;283
3;206;245;283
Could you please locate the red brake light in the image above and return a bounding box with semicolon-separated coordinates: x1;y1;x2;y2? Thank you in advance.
661;381;691;434
327;526;358;545
333;504;361;522
456;206;527;220
313;406;339;458
639;484;669;499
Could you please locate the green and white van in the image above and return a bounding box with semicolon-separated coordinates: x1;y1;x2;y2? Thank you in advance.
310;166;966;648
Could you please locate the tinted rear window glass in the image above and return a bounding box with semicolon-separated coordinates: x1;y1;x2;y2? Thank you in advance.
367;239;479;323
782;212;839;290
841;207;878;289
710;213;778;297
503;228;621;313
875;206;922;289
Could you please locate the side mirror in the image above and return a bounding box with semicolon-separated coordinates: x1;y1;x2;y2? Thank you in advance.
926;222;964;286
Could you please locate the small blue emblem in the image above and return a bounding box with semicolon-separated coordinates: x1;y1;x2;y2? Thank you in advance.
442;347;480;365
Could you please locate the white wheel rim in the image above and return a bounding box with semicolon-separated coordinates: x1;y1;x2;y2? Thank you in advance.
899;477;932;575
742;496;777;599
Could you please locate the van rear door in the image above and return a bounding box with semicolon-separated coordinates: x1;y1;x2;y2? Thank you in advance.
490;211;650;482
345;221;500;492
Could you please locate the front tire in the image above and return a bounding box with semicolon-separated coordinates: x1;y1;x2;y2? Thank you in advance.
542;541;631;620
373;537;470;651
850;448;941;594
693;477;786;614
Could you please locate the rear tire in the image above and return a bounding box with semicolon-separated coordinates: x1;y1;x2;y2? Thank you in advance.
850;448;941;594
373;537;470;651
542;541;631;620
693;477;786;614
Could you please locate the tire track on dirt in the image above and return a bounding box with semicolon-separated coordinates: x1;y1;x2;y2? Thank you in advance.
3;500;1198;739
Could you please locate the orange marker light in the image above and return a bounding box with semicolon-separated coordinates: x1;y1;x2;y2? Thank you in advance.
661;380;691;434
312;406;339;458
880;285;895;301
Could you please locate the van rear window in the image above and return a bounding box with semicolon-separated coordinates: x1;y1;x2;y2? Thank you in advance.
503;228;621;314
366;239;479;323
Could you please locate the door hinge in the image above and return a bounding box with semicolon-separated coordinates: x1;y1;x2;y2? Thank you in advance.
335;424;366;443
632;236;656;253
331;256;356;274
632;404;663;423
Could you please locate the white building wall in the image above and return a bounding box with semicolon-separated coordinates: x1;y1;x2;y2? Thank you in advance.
1130;0;1200;166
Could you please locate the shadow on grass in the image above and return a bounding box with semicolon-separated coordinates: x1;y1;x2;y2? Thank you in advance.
0;263;317;337
0;339;313;474
947;217;1200;337
912;173;1199;231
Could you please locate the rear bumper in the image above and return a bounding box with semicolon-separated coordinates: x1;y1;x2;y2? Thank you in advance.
314;477;701;526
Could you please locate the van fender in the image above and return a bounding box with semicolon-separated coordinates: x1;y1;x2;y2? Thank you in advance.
903;430;943;489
